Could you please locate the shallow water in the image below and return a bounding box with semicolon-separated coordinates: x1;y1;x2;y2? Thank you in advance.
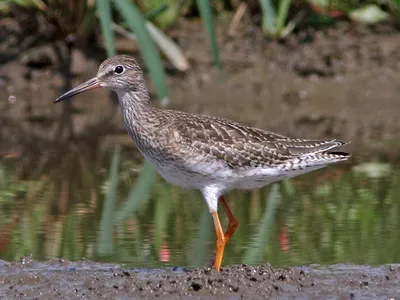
0;147;398;270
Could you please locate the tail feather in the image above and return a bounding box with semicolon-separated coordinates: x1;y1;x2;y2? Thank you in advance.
277;139;350;172
308;150;351;168
281;139;349;156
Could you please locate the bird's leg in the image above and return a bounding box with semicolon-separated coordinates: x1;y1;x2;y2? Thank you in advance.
219;196;239;242
210;196;239;272
211;211;225;272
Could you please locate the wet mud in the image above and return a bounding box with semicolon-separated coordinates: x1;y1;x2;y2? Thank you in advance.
1;20;400;159
0;257;399;299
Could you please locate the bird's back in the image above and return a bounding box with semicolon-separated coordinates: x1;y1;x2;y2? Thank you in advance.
137;109;350;191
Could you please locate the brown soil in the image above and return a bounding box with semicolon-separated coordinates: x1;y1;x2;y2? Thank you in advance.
167;21;400;158
1;257;399;299
1;19;400;160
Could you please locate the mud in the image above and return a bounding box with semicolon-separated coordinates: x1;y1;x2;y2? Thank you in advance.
167;21;400;156
1;19;400;159
0;257;398;299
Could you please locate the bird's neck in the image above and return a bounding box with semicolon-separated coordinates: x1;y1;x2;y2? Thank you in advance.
117;89;153;115
116;89;161;143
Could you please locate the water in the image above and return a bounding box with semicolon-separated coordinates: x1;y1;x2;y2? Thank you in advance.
0;146;398;270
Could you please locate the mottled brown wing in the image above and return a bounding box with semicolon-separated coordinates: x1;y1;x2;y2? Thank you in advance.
172;113;346;169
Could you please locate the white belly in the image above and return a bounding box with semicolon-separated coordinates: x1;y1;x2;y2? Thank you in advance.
144;151;328;192
146;156;307;191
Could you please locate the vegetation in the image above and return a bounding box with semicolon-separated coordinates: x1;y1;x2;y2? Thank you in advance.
3;0;398;40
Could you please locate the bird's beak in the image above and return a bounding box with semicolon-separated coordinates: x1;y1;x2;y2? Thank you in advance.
54;77;102;103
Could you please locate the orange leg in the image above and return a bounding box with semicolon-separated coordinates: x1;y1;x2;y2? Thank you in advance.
220;196;239;242
211;211;225;272
211;196;239;272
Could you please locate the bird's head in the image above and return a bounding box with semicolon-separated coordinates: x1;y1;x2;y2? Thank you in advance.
54;55;145;103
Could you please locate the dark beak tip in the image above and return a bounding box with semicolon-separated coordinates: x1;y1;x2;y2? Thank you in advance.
53;77;101;104
53;97;65;104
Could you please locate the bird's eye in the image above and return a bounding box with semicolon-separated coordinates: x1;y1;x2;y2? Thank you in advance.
114;66;124;74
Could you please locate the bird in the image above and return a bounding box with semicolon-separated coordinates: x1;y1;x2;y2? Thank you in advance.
54;55;350;272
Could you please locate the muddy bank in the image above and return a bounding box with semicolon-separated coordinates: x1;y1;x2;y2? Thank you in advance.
0;257;399;299
168;21;400;158
1;20;400;159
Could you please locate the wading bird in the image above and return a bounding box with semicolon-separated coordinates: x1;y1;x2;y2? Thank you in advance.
55;55;350;271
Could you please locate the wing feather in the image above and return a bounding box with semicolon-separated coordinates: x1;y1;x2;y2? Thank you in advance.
169;112;349;169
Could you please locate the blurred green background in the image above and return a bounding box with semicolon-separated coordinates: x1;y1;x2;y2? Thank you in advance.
1;0;400;269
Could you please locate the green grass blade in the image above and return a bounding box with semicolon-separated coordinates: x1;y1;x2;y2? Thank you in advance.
144;3;169;21
114;0;169;104
142;1;179;28
154;204;168;252
97;147;120;255
112;22;189;71
195;0;222;74
146;21;190;71
259;0;277;36
96;0;116;57
115;161;157;223
77;6;97;38
192;207;214;267
243;184;280;265
60;212;79;260
276;0;291;33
